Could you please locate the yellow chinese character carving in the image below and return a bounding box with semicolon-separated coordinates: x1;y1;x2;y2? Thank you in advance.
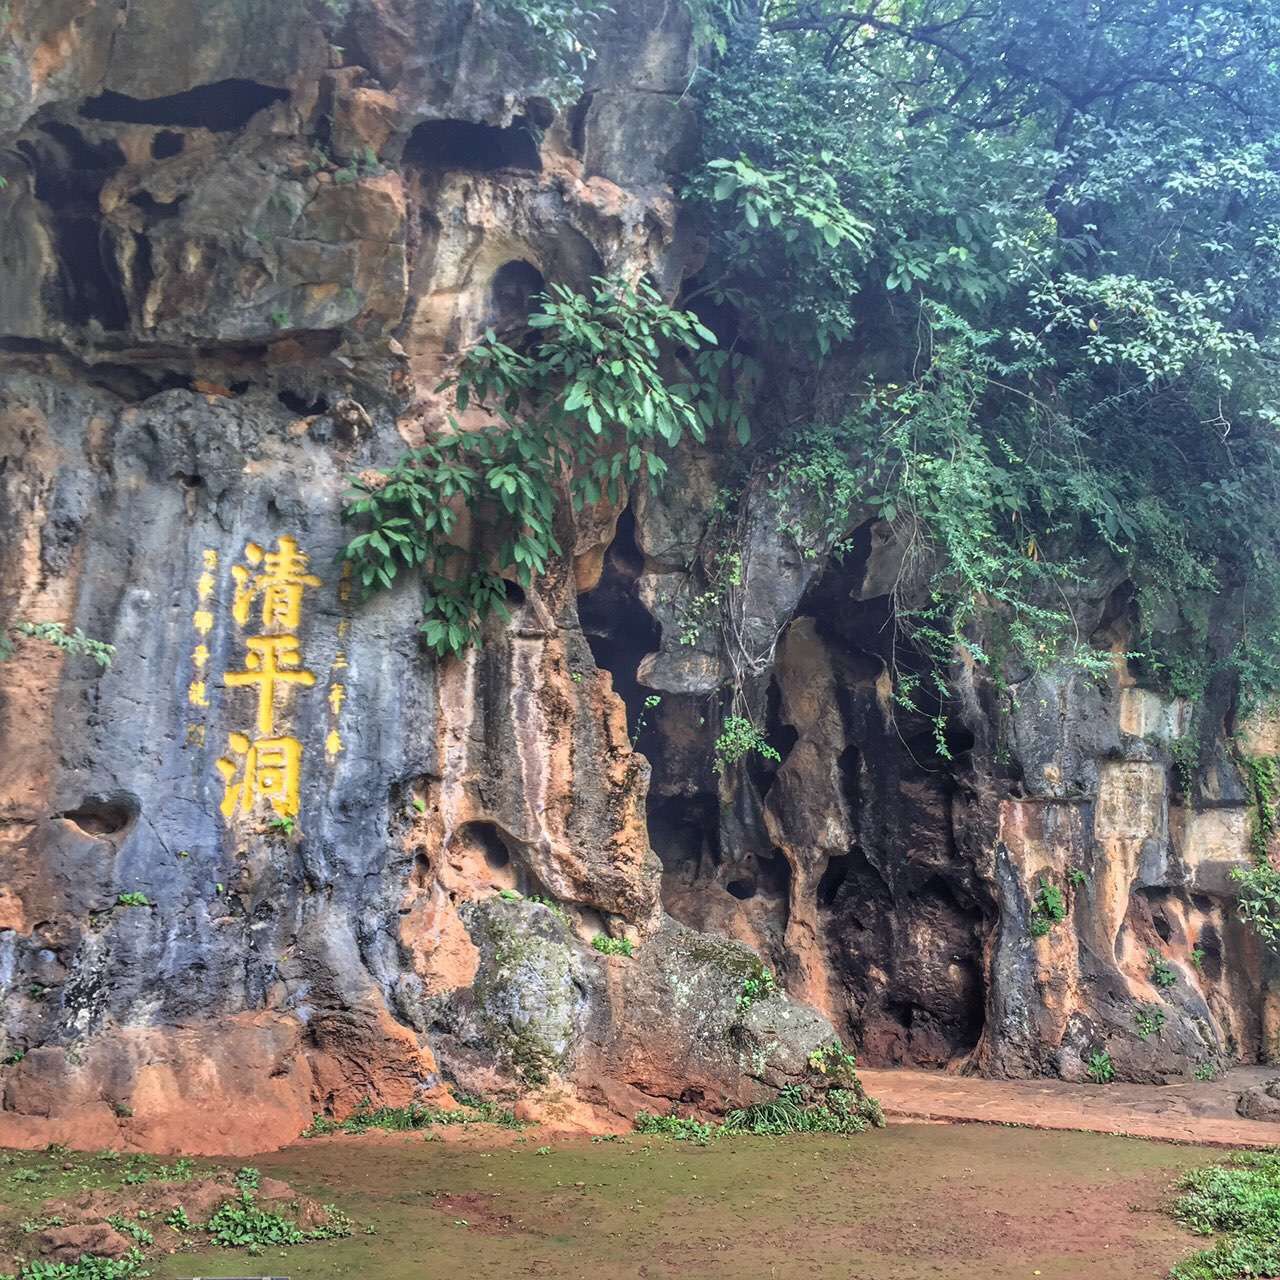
325;729;344;759
188;680;209;708
224;635;316;734
193;609;214;636
192;644;210;670
202;549;219;571
328;683;345;715
232;535;321;631
216;732;303;818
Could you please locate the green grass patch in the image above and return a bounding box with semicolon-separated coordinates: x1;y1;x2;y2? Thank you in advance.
303;1093;523;1136
1169;1149;1280;1279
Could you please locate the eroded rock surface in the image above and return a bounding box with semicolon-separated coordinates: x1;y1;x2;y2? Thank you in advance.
0;0;1275;1154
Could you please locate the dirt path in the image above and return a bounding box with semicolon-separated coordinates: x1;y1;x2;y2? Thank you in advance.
145;1125;1222;1280
860;1067;1280;1147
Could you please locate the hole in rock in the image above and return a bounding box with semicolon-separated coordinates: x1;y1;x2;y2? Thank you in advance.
503;580;526;607
726;878;756;901
817;855;849;908
757;848;792;899
152;130;185;159
81;81;289;131
577;510;661;750
278;389;329;416
405;116;542;173
18;124;129;330
1196;925;1223;981
58;795;137;837
130;191;185;220
456;820;515;876
744;679;797;800
1153;914;1172;943
488;259;546;341
648;793;720;876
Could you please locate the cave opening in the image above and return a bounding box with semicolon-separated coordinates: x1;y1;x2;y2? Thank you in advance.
794;538;991;1068
81;80;289;131
576;509;662;755
151;130;185;159
17;123;130;330
487;259;546;343
278;389;330;416
404;116;543;173
57;794;138;837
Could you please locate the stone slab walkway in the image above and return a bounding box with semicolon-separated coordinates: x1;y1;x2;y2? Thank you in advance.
860;1066;1280;1148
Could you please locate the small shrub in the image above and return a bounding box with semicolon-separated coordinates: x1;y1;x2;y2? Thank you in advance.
1085;1050;1115;1084
1194;1060;1221;1082
723;1084;884;1136
1028;879;1068;937
104;1215;151;1247
115;893;149;908
807;1041;860;1083
206;1190;304;1248
303;1092;522;1137
1134;1005;1166;1040
737;962;780;1012
1169;1150;1280;1279
714;715;781;773
1149;946;1177;989
591;935;635;957
1190;946;1206;972
633;1113;715;1145
163;1205;190;1231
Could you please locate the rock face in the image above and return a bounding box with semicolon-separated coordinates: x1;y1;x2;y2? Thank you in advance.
0;0;1275;1154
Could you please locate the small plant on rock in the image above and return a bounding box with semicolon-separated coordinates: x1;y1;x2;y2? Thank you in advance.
591;935;635;957
1028;879;1068;937
1134;1004;1166;1041
1085;1050;1115;1084
115;893;149;908
737;962;780;1012
1148;946;1177;989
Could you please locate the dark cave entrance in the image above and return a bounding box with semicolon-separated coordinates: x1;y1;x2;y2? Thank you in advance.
17;122;130;331
785;539;991;1067
576;509;662;758
404;116;543;173
81;80;289;131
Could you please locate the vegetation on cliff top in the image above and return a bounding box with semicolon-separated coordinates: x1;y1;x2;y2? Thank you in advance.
347;0;1280;733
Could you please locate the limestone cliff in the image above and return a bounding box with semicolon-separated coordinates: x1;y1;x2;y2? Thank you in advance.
0;0;1273;1154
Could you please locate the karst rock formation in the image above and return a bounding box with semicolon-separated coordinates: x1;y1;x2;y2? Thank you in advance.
0;0;1274;1154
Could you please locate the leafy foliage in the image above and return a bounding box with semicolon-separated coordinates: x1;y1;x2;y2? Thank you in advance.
713;714;780;773
1085;1051;1115;1085
344;278;722;659
1170;1150;1280;1279
1135;1005;1167;1041
723;1083;884;1135
736;962;779;1011
206;1190;305;1248
591;934;635;957
1149;947;1178;990
303;1093;523;1136
0;621;114;669
1028;880;1067;938
1232;755;1280;950
633;1112;716;1144
681;0;1280;737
